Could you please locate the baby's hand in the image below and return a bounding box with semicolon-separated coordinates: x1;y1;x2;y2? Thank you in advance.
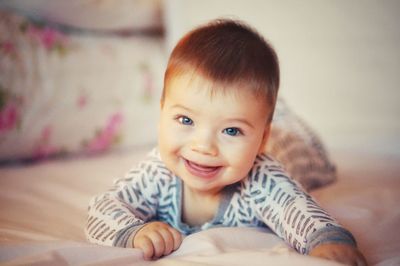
309;243;367;266
133;221;182;260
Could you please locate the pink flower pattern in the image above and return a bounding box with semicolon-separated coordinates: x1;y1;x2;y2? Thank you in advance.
0;102;19;132
1;41;16;56
77;94;88;109
25;24;67;52
32;126;61;160
86;112;124;153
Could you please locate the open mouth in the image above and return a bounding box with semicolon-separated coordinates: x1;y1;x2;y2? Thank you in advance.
183;158;222;179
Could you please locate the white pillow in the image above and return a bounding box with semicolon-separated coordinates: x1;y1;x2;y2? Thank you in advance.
0;10;165;162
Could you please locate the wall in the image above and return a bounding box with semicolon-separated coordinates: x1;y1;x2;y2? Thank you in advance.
164;0;400;155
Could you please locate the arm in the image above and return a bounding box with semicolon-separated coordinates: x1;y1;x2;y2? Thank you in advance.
252;155;366;264
85;155;183;258
85;160;159;247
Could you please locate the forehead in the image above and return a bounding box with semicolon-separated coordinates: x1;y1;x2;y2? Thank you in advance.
165;71;265;105
164;72;270;119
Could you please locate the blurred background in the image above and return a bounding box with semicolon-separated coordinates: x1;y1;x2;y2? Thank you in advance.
0;0;399;162
165;0;400;156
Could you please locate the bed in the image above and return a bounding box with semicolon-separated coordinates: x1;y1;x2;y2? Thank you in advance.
0;147;399;265
1;2;400;266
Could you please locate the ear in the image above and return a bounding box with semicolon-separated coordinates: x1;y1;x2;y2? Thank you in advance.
258;125;271;155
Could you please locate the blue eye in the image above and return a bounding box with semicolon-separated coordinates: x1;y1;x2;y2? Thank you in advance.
178;116;193;125
223;127;241;136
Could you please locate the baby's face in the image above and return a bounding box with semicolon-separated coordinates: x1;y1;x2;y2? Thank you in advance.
158;73;271;196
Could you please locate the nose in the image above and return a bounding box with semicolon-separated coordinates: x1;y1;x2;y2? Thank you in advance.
190;129;218;156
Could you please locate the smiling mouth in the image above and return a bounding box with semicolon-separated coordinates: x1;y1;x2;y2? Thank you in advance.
183;158;222;179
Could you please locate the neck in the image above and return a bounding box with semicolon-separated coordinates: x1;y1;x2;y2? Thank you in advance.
181;184;222;226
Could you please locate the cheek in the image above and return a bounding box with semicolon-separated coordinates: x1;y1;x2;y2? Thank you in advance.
232;133;263;153
158;119;187;151
222;138;261;168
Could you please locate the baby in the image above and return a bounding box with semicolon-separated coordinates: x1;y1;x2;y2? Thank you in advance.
85;19;366;265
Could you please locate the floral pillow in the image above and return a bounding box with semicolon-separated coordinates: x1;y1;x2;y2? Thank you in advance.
265;98;337;191
0;10;166;162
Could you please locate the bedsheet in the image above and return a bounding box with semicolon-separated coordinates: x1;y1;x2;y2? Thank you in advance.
0;146;399;265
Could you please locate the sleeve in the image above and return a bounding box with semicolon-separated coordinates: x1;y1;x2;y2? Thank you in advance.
85;157;162;248
250;154;357;254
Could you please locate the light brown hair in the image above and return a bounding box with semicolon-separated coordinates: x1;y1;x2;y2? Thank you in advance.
162;19;280;122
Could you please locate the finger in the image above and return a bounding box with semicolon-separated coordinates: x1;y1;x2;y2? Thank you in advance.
134;236;154;260
148;231;165;258
169;227;183;251
158;228;174;255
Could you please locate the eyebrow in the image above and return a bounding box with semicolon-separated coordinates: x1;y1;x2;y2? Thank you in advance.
170;104;255;129
170;104;197;114
225;118;255;129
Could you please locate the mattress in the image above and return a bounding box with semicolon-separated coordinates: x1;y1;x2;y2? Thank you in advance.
0;146;399;265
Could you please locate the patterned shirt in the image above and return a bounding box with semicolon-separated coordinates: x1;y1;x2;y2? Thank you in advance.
85;148;356;254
